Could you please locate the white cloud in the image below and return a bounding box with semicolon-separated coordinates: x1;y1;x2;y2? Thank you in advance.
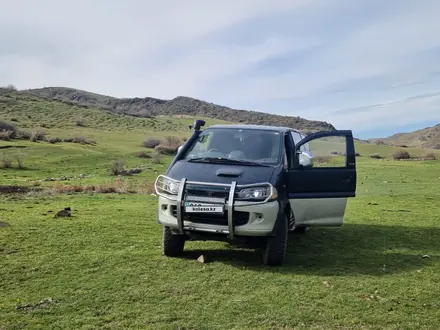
1;0;440;136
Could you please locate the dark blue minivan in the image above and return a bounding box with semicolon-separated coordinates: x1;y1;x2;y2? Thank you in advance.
154;120;357;265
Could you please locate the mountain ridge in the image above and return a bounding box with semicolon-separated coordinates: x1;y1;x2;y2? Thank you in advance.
369;123;440;149
23;86;336;133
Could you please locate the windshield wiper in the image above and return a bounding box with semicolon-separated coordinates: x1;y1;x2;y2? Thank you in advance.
186;157;270;166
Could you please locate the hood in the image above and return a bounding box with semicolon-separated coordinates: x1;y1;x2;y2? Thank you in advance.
166;160;277;185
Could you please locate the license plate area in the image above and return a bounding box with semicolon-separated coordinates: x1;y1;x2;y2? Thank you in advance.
184;201;224;214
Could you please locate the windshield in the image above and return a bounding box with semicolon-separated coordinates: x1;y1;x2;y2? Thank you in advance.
181;128;283;165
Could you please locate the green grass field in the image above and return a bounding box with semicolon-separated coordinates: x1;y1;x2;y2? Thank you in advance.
1;104;440;329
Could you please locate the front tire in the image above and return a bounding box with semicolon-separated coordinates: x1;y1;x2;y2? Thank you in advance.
294;225;309;234
162;226;185;257
262;213;288;266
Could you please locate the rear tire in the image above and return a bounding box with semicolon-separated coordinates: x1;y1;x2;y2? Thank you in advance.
162;226;185;257
262;213;288;266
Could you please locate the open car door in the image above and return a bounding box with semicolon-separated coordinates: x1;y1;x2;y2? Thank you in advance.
287;130;357;228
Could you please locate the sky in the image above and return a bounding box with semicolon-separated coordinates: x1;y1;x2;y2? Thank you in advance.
1;0;440;139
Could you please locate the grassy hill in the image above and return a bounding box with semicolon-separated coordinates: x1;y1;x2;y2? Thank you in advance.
369;124;440;149
1;86;440;329
22;86;336;133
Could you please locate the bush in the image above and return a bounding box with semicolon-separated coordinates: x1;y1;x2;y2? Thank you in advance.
136;151;152;158
375;140;386;145
110;159;125;175
370;153;382;159
63;136;96;145
151;153;161;164
393;150;411;160
0;120;17;138
424;152;436;160
76;117;85;127
164;136;182;148
48;136;62;144
30;130;47;142
155;145;178;155
1;155;12;168
17;130;31;139
142;137;162;148
315;156;332;164
0;131;13;140
355;152;361;157
15;153;26;169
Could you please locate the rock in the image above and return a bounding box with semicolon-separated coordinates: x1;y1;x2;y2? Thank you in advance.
197;255;209;263
54;207;71;218
0;221;10;227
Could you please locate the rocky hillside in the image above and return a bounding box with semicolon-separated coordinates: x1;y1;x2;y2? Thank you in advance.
24;87;335;133
369;124;440;149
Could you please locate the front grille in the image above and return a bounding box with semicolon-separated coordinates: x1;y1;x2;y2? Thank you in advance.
185;184;230;199
170;206;249;227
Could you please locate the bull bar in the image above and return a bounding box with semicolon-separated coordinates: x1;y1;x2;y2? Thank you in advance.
154;175;276;239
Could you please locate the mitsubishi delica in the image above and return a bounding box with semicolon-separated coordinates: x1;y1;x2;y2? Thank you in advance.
154;120;357;266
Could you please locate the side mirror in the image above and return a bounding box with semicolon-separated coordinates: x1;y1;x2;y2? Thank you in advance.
177;145;183;153
298;150;314;168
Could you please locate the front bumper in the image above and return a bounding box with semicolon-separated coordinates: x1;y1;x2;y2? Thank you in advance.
155;176;279;238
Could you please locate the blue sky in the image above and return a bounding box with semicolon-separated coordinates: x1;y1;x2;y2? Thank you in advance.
1;0;439;138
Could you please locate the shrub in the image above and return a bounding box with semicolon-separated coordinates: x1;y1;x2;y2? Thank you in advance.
110;159;125;176
164;136;182;148
15;153;26;169
315;156;332;164
370;153;382;159
76;117;85;127
0;131;13;140
151;152;161;164
424;152;436;160
48;136;62;144
17;130;31;139
136;151;152;158
72;136;96;145
142;137;162;148
355;152;361;157
393;150;411;160
398;144;409;148
0;120;17;138
63;136;96;145
155;145;178;155
72;136;86;144
375;140;386;145
1;155;12;168
30;130;47;142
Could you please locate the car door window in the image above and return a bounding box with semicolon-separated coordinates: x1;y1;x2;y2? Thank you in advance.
305;135;348;168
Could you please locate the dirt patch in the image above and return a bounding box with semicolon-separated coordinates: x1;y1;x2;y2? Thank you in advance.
16;298;59;312
0;185;42;194
0;145;27;149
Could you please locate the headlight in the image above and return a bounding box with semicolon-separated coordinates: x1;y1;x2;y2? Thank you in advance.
235;185;277;201
155;175;180;195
